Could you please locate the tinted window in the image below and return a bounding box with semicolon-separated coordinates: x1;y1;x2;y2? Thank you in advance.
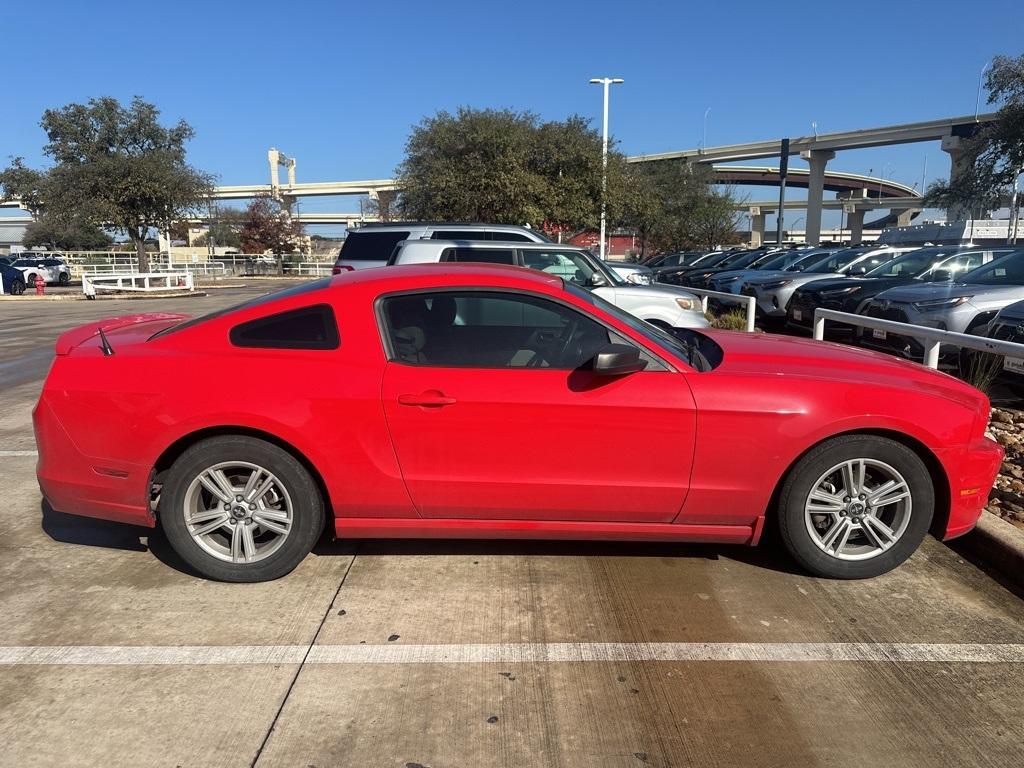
338;231;411;261
441;248;516;264
381;291;610;369
521;249;624;286
230;304;339;350
961;250;1024;285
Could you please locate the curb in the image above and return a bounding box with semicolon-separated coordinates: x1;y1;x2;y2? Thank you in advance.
957;512;1024;590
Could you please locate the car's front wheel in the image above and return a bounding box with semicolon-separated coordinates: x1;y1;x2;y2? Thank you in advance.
58;272;70;285
777;435;934;579
160;436;325;582
9;279;25;295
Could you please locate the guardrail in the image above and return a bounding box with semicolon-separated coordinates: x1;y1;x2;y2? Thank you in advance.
812;308;1024;369
82;271;195;298
682;288;757;333
154;261;227;276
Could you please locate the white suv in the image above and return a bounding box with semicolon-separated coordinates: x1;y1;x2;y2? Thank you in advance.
388;240;708;329
11;255;71;286
333;223;549;272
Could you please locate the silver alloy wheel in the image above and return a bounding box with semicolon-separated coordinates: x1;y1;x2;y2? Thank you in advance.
182;461;294;564
803;458;912;561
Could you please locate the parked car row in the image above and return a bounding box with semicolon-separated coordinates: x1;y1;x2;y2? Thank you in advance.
334;223;708;329
0;254;72;287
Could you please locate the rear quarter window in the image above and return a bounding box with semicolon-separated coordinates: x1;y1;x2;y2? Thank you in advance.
230;304;340;350
338;231;411;261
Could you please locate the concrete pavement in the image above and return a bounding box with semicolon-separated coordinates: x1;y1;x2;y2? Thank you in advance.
2;281;1024;767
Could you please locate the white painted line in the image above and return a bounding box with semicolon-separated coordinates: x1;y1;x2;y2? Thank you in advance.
1;642;1023;666
0;450;37;457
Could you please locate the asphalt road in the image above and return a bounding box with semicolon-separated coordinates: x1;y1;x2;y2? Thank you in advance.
2;281;1024;768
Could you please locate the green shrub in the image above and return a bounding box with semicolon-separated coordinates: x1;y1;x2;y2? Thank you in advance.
708;311;749;331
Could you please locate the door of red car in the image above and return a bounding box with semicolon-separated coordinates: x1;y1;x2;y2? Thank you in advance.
379;289;696;522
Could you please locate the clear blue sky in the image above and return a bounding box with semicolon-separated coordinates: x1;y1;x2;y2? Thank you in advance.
3;0;1023;232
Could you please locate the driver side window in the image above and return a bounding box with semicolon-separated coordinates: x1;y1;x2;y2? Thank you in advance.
382;291;611;369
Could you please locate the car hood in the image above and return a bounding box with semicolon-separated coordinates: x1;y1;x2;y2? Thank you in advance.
798;276;912;294
703;329;983;408
875;282;1024;304
745;271;841;287
613;283;699;301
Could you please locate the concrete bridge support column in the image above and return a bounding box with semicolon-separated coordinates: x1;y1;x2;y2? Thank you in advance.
801;149;836;246
895;209;917;227
749;207;765;247
941;135;972;223
847;210;865;245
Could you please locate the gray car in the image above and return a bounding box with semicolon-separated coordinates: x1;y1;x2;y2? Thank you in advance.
388;240;708;328
333;222;550;271
707;248;839;295
859;247;1024;358
739;246;913;318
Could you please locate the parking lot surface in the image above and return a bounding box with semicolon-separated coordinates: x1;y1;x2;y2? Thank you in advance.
2;281;1024;767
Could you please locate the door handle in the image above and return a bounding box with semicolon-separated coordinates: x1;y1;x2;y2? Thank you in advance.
397;390;457;407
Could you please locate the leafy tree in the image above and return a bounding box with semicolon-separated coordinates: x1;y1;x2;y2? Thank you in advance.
926;54;1024;220
23;217;113;251
239;196;305;255
397;108;607;231
1;97;213;271
0;158;47;216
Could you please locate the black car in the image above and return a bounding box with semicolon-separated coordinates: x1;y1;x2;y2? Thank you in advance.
1;263;27;294
641;251;706;268
785;245;1010;334
964;299;1024;398
674;247;793;290
656;249;760;284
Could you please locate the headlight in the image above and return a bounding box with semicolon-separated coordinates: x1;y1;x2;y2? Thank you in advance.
761;279;793;290
676;297;700;311
912;296;973;311
820;286;861;296
627;273;652;285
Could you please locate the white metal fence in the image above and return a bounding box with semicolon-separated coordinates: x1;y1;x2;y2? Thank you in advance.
60;251;333;278
82;271;195;298
812;308;1024;369
684;288;758;333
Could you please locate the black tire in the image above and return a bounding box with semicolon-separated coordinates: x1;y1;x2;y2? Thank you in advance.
159;436;325;582
777;435;934;579
58;272;70;285
26;273;39;287
10;279;25;296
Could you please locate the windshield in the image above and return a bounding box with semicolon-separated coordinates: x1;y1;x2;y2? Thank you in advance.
802;248;870;273
564;282;718;371
960;249;1024;285
521;249;625;287
863;247;960;278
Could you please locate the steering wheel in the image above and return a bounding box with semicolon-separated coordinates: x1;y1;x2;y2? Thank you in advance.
552;318;581;368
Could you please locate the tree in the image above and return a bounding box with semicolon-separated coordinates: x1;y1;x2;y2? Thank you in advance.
397;108;608;231
0;158;47;216
23;216;113;251
239;197;305;255
193;208;244;249
612;161;739;254
926;54;1024;221
1;97;213;271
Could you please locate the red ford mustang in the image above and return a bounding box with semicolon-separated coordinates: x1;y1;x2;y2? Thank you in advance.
34;265;1002;582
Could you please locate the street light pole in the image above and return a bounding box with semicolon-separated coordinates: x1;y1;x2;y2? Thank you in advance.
590;77;623;261
976;60;993;121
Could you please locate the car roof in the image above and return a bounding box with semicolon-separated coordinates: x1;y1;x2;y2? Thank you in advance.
412;239;588;252
350;222;539;232
331;262;564;291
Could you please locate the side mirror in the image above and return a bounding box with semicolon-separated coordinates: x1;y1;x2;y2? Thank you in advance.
591;344;647;376
930;269;953;282
851;265;869;275
588;273;608;287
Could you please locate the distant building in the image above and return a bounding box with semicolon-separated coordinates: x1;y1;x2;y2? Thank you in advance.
0;220;28;254
566;230;638;258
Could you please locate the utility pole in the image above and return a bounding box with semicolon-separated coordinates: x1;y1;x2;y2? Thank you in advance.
776;138;790;246
589;77;624;260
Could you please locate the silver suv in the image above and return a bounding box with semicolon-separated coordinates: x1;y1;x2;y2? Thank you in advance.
388;240;708;328
333;222;549;272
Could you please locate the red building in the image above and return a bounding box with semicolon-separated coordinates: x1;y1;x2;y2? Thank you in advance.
566;230;639;258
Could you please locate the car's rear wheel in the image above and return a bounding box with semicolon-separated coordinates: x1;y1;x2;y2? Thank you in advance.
9;279;25;295
58;272;70;285
26;273;39;287
777;435;933;579
160;436;325;582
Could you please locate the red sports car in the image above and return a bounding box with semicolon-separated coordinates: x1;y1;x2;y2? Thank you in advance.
34;265;1002;582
